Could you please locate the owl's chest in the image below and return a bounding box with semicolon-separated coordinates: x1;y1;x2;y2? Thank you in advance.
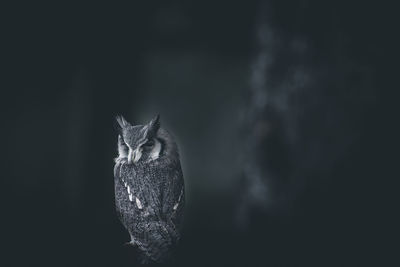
115;163;167;215
130;164;166;195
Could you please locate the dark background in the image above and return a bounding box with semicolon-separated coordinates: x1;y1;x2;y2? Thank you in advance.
1;1;397;266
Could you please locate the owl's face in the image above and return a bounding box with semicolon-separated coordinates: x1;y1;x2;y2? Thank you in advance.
117;115;161;163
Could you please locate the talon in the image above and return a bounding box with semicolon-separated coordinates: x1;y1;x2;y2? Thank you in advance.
124;240;136;247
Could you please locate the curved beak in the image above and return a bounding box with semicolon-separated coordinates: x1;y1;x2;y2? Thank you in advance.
128;148;142;163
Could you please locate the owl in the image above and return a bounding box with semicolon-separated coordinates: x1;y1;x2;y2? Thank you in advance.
113;114;185;263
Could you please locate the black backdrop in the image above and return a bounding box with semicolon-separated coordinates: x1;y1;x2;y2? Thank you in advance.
2;1;397;266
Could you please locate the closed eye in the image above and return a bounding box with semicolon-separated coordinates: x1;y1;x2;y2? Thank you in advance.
123;141;130;148
142;140;154;148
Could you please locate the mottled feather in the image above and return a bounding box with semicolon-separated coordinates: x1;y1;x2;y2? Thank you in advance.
113;115;185;263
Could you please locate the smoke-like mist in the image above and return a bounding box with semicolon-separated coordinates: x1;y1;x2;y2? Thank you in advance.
2;0;394;266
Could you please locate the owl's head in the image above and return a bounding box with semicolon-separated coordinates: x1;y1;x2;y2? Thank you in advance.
116;114;162;163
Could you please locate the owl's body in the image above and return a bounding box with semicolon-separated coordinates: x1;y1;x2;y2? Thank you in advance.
113;115;184;263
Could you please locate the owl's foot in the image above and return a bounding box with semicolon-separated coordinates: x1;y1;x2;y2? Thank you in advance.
124;240;137;247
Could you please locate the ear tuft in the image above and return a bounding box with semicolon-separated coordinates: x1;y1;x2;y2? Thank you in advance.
145;114;160;137
116;115;131;129
149;114;160;129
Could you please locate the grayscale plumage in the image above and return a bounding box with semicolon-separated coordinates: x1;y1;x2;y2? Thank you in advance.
113;115;185;263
